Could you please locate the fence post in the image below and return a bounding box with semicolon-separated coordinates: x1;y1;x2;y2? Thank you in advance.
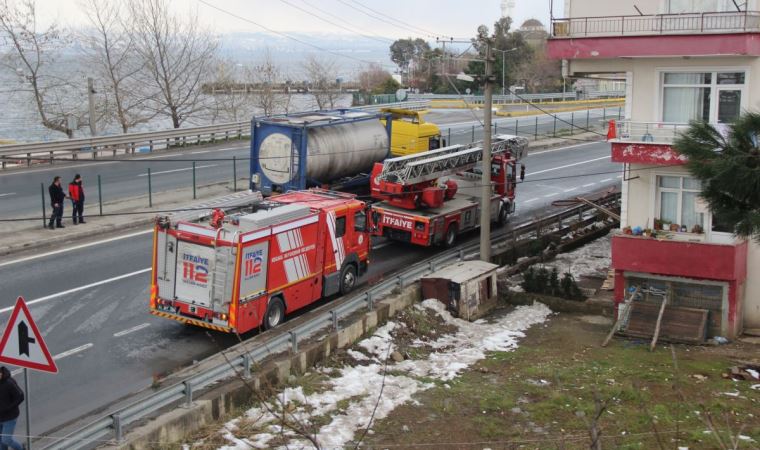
603;107;607;121
98;175;103;216
112;414;123;444
534;116;538;140
515;119;519;136
40;183;46;229
471;125;475;142
289;331;298;353
233;156;237;192
586;109;590;130
553;115;557;138
618;106;622;120
447;128;451;146
192;161;197;200
570;112;575;136
494;121;498;135
148;168;153;208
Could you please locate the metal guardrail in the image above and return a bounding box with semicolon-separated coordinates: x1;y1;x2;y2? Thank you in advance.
0;101;430;169
42;191;620;450
409;91;625;104
551;10;760;38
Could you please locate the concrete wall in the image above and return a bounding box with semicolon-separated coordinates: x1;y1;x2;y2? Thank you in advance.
745;243;760;329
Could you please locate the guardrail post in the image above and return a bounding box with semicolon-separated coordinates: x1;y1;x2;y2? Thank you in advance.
183;381;194;408
586;109;590;130
112;413;123;444
603;107;607;121
471;125;475;143
447;128;451;146
494;121;498;135
570;112;574;136
366;292;374;311
211;132;216;143
147;168;153;208
49;150;53;165
553;116;557;138
40;183;46;229
428;261;435;273
514;119;518;136
98;175;103;216
26;152;31;167
197;134;201;146
289;331;298;353
618;106;622;120
534;116;538;140
192;162;197;200
459;249;464;260
396;275;403;289
242;353;252;379
330;310;338;331
149;140;154;152
558;213;563;231
233;156;237;192
225;130;229;141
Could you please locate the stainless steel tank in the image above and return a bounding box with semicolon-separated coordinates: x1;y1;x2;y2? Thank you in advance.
258;118;389;185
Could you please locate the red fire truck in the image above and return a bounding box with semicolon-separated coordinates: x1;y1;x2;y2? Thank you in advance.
150;189;370;333
368;135;528;247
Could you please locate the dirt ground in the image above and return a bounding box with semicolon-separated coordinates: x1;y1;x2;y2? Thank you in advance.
362;309;760;450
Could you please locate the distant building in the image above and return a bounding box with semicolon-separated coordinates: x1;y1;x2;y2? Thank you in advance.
501;0;516;18
518;19;549;47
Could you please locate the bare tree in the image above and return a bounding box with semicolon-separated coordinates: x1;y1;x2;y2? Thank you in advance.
250;48;286;117
128;0;218;128
81;0;155;133
204;58;254;124
0;0;84;137
301;55;340;110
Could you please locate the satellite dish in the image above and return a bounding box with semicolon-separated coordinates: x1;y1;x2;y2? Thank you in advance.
395;89;408;101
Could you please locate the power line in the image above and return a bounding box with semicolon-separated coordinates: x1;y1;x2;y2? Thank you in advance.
334;0;448;40
196;0;394;69
285;0;394;44
350;0;450;40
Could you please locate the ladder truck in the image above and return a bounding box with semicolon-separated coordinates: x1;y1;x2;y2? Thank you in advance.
368;135;528;248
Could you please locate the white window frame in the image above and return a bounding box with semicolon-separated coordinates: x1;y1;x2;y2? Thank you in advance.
654;67;749;124
653;173;704;231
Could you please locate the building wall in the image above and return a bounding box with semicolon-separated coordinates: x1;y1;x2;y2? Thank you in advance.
746;243;760;328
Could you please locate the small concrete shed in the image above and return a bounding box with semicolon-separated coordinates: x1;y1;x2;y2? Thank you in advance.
421;260;499;321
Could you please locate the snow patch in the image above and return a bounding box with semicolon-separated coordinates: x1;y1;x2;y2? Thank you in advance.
218;300;551;449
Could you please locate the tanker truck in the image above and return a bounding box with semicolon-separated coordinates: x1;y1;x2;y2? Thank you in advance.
250;109;442;195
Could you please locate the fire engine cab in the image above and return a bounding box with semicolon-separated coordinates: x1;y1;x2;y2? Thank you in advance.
369;135;528;247
150;189;370;333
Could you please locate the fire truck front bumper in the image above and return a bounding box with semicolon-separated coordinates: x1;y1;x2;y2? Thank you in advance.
150;308;233;333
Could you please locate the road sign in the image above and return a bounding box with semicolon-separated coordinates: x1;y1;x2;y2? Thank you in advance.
0;297;57;373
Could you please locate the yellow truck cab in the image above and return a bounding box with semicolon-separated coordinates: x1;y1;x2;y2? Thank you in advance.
382;108;443;157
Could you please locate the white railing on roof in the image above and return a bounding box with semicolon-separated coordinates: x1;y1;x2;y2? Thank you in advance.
613;121;690;144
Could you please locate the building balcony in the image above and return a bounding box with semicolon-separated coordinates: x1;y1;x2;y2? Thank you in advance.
609;121;691;165
611;232;748;282
547;11;760;59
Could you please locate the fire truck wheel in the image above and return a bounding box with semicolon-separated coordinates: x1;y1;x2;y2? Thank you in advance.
340;264;357;295
497;205;509;227
444;224;458;248
264;297;285;330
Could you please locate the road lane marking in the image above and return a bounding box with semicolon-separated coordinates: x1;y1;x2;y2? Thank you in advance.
543;193;559;198
0;268;151;314
114;323;151;337
582;183;597;188
372;242;393;250
526;156;610;176
0;192;15;197
0;229;152;268
563;187;578;193
600;178;613;182
11;343;95;376
523;198;538;203
617;175;623;178
137;164;217;177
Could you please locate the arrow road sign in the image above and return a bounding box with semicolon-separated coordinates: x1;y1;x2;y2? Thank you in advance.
0;297;57;373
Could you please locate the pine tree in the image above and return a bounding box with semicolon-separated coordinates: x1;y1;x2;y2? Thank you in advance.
673;113;760;241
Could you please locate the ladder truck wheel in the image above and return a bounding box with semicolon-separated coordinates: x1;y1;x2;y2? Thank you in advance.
444;224;458;248
497;204;509;227
339;264;358;295
264;297;285;330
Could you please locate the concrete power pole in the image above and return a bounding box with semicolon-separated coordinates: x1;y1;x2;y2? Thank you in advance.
480;39;494;262
87;77;97;136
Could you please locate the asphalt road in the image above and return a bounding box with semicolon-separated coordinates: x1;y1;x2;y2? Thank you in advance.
0;138;617;439
0;108;616;220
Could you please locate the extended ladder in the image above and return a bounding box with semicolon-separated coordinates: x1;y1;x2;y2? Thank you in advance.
377;135;528;186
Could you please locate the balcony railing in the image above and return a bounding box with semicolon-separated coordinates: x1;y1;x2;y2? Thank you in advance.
612;121;690;144
552;11;760;38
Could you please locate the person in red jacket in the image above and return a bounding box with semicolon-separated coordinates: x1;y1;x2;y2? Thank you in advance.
68;174;86;224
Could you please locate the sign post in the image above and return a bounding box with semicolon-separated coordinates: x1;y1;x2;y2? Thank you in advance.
0;297;58;450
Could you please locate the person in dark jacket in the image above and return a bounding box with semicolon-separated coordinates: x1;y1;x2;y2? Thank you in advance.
68;174;86;224
47;176;66;230
0;366;24;450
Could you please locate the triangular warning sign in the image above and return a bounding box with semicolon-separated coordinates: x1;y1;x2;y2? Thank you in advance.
0;297;57;373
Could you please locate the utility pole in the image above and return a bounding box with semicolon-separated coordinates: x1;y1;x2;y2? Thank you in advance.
480;38;494;263
87;77;97;136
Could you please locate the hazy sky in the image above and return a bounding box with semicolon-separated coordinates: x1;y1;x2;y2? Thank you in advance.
34;0;560;38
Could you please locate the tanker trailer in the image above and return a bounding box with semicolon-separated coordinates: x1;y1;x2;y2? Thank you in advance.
250;110;391;194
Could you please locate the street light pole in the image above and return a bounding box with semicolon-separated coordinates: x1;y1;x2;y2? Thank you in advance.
480;39;494;263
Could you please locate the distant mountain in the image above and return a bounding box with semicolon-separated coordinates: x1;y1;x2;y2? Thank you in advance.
218;31;396;78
